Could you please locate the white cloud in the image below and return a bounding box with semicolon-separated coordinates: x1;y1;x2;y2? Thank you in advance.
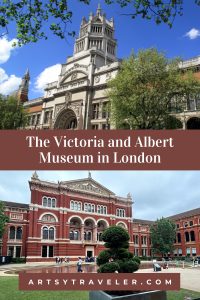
185;28;200;40
35;64;61;92
0;68;8;83
0;67;21;95
0;37;18;64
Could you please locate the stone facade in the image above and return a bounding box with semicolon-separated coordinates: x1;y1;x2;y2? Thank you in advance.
1;174;200;261
18;6;200;130
23;5;119;130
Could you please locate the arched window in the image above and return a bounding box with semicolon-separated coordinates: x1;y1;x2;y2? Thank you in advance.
52;198;56;208
42;196;56;208
16;227;22;240
84;203;88;212
74;202;78;211
9;226;15;239
70;201;74;210
177;233;181;243
42;227;49;239
190;231;195;242
78;202;81;211
48;198;52;207
41;214;56;223
117;222;126;229
43;197;47;207
185;231;190;242
91;204;95;213
49;227;55;240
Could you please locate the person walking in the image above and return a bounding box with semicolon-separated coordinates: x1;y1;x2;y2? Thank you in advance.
77;257;83;272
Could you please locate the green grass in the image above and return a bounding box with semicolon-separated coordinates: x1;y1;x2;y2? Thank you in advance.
168;290;200;300
0;277;200;300
0;277;88;300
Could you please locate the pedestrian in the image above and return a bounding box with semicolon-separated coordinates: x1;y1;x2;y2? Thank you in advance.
77;257;83;272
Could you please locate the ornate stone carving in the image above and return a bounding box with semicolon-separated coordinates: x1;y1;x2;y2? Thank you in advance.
106;72;112;82
65;91;72;106
95;76;100;83
55;104;65;118
71;72;77;80
64;182;109;195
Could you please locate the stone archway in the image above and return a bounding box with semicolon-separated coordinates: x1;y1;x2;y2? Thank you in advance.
187;117;200;129
54;109;78;129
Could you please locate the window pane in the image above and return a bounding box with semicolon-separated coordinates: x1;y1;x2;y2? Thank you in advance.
43;197;47;207
42;246;47;257
52;199;56;208
16;227;22;240
49;228;54;240
74;202;78;211
74;231;79;240
70;231;74;240
9;227;15;239
48;198;51;207
49;246;54;257
43;227;48;239
70;201;74;210
16;246;21;258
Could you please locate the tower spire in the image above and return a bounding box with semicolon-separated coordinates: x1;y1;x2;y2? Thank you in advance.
97;3;102;15
17;69;30;103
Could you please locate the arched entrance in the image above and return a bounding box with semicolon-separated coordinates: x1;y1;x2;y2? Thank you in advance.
54;109;78;129
187;117;200;129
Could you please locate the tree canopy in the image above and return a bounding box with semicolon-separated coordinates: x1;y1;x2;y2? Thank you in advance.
0;95;27;129
0;202;9;238
108;48;200;129
0;1;199;46
150;217;176;257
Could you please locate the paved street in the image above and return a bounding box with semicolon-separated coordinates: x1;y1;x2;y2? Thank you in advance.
138;267;200;292
1;263;200;293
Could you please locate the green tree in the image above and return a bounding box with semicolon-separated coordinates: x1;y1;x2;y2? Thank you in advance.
108;48;200;129
0;95;27;129
150;218;176;257
0;1;199;46
0;202;9;238
97;226;140;273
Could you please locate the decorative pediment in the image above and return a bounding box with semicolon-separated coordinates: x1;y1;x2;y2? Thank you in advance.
61;71;88;85
60;178;115;196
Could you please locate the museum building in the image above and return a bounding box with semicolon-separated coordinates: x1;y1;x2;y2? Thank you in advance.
1;173;200;261
15;5;200;130
0;172;133;262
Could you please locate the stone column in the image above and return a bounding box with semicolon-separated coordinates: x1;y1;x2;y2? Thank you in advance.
93;226;97;242
81;224;85;241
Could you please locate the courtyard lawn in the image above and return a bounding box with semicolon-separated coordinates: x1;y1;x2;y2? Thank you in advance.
168;289;200;300
0;277;88;300
1;277;200;300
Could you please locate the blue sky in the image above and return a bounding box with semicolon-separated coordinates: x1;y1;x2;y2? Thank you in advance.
0;1;200;98
0;171;200;220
